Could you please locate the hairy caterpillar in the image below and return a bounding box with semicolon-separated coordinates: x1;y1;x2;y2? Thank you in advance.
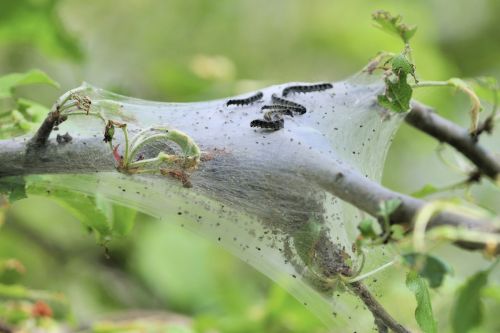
250;95;307;131
226;91;263;106
282;83;333;97
250;106;293;130
264;109;294;119
250;118;284;130
271;94;306;114
261;104;303;115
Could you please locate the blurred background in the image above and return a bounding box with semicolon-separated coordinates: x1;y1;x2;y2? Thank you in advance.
1;0;499;332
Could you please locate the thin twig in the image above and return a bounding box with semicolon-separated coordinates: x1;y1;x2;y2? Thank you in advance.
406;102;500;180
28;110;63;147
349;281;411;333
309;160;500;254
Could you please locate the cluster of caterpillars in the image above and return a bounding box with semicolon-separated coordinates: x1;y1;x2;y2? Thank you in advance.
226;83;333;131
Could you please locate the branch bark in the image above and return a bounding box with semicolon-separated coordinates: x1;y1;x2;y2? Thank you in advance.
1;131;498;254
349;281;410;333
406;102;500;181
309;153;499;254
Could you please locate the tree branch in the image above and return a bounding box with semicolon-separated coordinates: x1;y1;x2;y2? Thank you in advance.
309;155;500;254
1;133;498;255
0;137;113;177
349;281;410;333
406;102;500;181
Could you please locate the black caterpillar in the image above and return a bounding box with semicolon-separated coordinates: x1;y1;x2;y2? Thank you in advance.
251;94;308;131
250;118;284;130
226;91;263;106
282;83;333;97
261;104;303;115
264;110;294;120
271;94;306;114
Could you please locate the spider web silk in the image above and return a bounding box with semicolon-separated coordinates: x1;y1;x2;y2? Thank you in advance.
25;72;407;330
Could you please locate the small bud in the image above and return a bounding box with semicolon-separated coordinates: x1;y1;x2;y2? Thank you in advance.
103;121;115;143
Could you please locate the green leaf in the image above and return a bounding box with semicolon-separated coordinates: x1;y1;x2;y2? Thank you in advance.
17;98;50;122
451;270;489;333
390;224;405;240
372;10;417;44
406;270;438;333
411;184;439;198
402;253;453;288
27;184;112;242
482;285;500;302
111;205;137;237
378;198;402;219
0;177;27;202
95;196;137;237
391;54;415;77
379;73;413;113
0;98;50;138
358;219;377;239
53;194;112;241
0;69;59;99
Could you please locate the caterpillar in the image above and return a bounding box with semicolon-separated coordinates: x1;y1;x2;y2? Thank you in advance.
271;94;306;114
261;104;303;115
226;91;263;106
250;118;284;130
282;83;333;97
251;108;289;130
263;109;294;119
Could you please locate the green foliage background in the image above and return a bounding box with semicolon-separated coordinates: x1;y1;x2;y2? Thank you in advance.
1;0;499;332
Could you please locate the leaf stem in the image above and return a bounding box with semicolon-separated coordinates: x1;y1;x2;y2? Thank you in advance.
412;80;482;132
